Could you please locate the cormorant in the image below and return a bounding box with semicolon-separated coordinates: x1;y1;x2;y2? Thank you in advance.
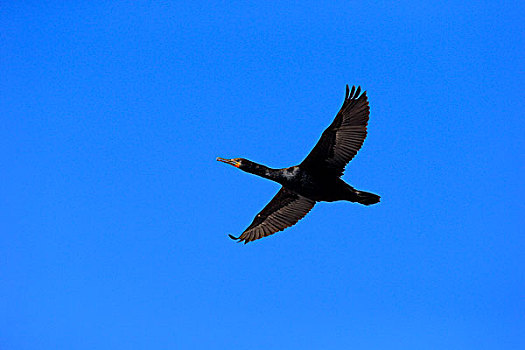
217;85;380;243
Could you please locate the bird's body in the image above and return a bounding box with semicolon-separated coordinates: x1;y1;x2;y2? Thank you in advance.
218;85;380;243
245;164;361;202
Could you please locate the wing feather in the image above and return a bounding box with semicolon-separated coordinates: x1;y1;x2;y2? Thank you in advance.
230;187;316;244
300;85;370;177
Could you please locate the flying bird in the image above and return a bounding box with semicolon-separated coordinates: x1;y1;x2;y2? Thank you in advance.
217;85;380;243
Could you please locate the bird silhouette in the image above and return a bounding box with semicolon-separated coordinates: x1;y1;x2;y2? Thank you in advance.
217;85;380;243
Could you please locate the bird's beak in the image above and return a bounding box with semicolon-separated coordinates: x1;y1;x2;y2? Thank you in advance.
216;157;241;168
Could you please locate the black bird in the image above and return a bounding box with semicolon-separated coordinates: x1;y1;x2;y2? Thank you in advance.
217;85;380;243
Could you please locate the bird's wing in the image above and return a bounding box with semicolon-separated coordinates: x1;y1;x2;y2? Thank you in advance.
300;85;370;177
229;187;316;244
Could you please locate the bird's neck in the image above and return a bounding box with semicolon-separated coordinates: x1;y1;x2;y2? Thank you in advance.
246;163;282;182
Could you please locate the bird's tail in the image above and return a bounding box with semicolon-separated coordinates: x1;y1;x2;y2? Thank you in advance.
349;189;381;206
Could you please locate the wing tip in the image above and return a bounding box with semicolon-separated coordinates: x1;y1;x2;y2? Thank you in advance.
229;233;252;244
346;84;367;100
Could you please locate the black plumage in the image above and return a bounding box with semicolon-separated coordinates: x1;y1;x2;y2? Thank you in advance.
218;85;380;244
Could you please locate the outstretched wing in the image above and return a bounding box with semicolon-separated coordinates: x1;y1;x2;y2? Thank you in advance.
229;187;316;244
300;85;370;177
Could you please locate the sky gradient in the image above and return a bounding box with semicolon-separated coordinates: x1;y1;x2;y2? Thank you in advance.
1;1;524;349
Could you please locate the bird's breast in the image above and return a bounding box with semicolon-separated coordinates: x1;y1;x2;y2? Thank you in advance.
278;169;316;196
279;169;345;202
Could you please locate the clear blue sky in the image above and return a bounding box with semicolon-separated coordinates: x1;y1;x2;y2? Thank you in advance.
1;1;523;349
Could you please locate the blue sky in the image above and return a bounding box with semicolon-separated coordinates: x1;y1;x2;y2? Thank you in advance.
1;1;523;349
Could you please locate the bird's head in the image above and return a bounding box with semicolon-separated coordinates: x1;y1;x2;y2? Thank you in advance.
216;157;256;172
